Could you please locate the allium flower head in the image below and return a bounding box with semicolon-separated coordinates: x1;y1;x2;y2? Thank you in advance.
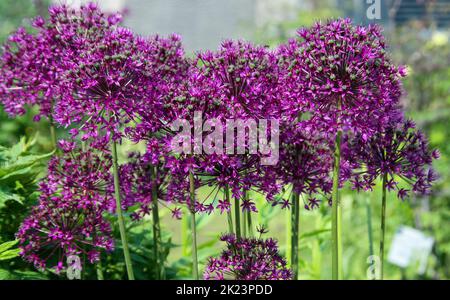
16;142;114;273
0;2;122;121
119;152;185;221
278;19;405;136
194;40;281;119
204;233;292;280
349;120;439;199
276;123;332;197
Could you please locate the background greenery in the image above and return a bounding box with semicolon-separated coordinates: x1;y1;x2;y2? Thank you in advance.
0;0;448;280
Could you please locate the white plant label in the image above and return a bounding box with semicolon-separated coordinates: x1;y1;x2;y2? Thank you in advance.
387;226;434;274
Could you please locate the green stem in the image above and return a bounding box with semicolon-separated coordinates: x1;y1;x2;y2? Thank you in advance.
291;192;300;280
181;212;189;257
93;231;104;280
380;173;387;280
247;210;253;237
242;207;247;238
331;129;342;280
96;258;104;280
189;171;199;280
150;165;162;280
234;196;241;239
225;186;234;234
286;206;292;264
111;140;135;280
242;190;249;238
50;122;57;150
366;196;374;259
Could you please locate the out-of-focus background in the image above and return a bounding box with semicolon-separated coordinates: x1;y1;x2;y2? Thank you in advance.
0;0;448;279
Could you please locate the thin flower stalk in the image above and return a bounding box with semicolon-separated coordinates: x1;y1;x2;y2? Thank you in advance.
111;140;135;280
189;171;199;280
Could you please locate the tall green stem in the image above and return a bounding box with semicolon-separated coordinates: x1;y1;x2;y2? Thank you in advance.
96;258;104;280
225;186;234;234
93;230;104;280
242;189;249;238
150;165;162;279
49;121;57;150
247;210;253;237
234;196;241;239
365;195;375;274
189;171;199;280
331;129;342;280
242;207;247;238
111;140;135;280
380;172;388;280
291;192;300;279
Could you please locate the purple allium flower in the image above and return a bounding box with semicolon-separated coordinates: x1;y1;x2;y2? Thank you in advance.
16;142;114;273
275;123;332;199
0;3;122;121
164;40;283;215
348;120;439;199
278;19;406;137
119;152;185;221
204;234;292;280
195;40;281;119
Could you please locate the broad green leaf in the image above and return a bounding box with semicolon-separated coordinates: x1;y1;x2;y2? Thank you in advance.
0;248;20;260
0;240;18;253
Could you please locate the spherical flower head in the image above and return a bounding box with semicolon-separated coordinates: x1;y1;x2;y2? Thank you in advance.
204;234;292;280
125;34;190;143
279;19;406;136
276;122;333;198
16;142;114;273
194;40;281;120
118;152;184;221
0;3;123;121
348;120;439;199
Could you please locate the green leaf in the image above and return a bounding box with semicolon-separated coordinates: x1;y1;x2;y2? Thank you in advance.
0;248;20;260
299;229;331;240
0;240;20;261
0;240;18;253
0;188;24;207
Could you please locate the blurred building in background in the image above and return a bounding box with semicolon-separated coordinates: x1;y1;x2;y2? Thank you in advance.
60;0;449;52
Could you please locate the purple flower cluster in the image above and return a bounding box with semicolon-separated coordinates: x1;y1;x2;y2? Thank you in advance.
0;3;122;121
16;141;114;272
204;233;292;280
278;19;405;138
348;120;439;199
119;152;186;220
274;123;333;209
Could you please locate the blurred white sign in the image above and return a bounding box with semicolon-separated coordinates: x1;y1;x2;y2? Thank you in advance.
388;226;434;275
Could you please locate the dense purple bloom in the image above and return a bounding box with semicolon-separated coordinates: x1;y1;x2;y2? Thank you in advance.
166;40;282;215
119;152;186;220
274;123;333;207
16;142;114;273
204;234;292;280
348;120;439;198
0;3;122;121
278;19;405;137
